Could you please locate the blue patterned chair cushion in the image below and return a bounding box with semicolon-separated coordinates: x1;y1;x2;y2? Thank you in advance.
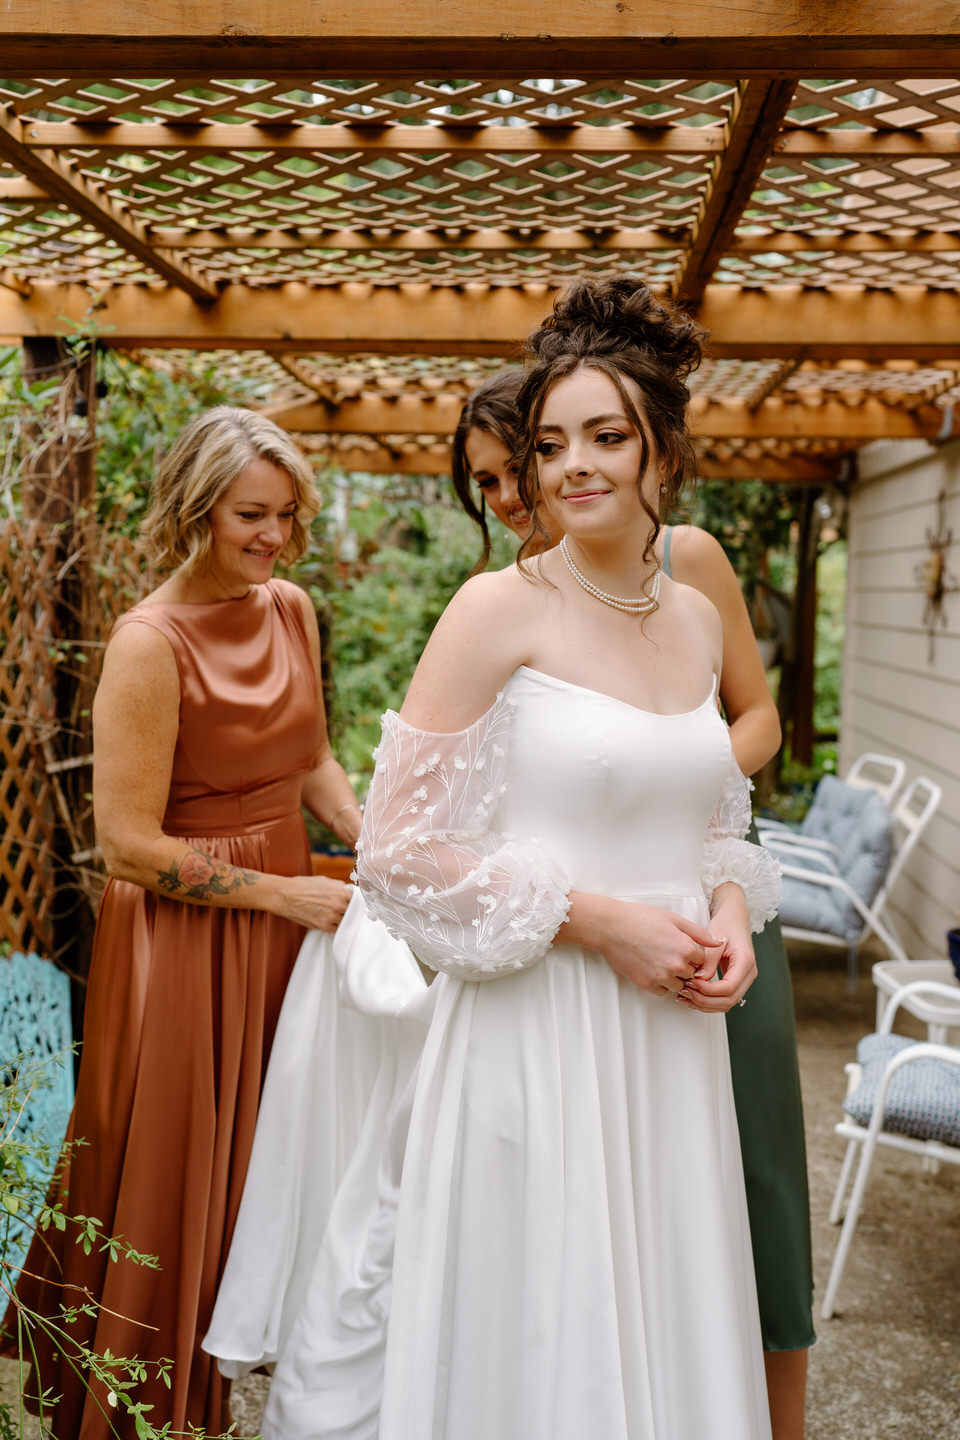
778;777;893;941
843;1033;960;1147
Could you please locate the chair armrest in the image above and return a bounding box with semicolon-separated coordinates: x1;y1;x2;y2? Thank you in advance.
761;840;840;875
774;834;842;859
778;862;846;889
879;981;960;1035
754;818;795;835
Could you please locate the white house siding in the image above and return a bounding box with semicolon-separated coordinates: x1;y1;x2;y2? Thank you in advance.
843;438;960;957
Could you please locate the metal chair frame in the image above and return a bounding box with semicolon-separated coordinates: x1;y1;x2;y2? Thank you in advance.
822;980;960;1319
760;776;942;988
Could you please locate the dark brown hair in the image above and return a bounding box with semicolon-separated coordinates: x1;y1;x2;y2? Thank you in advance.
515;277;706;569
450;369;526;574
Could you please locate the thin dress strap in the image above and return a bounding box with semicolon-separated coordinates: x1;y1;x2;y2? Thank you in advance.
661;525;673;579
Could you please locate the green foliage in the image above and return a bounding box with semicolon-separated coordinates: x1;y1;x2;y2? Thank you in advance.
760;742;839;824
0;1053;240;1439
814;540;846;738
293;484;515;792
685;479;796;610
91;351;270;534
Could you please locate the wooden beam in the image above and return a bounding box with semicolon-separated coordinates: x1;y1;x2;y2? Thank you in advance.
676;78;798;304
0;106;218;301
5;282;960;361
22;120;960;163
689;397;951;440
696;454;842;483
151;226;678;252
149;225;960;258
2;4;960;76
0;269;32;297
777;130;960;159
308;443;453;477
266;394;465;433
732;230;960;255
0;178;48;199
267;391;954;440
303;439;843;484
19;121;724;157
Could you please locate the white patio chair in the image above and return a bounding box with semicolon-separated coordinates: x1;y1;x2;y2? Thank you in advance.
843;752;907;807
760;776;942;989
821;980;960;1319
755;751;905;847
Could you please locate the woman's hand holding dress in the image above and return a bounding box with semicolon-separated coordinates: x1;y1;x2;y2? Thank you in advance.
272;874;353;932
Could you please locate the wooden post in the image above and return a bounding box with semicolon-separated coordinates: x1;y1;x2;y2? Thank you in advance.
783;488;821;769
21;336;99;1012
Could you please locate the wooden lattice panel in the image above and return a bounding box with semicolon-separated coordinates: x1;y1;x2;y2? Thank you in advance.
0;199;154;284
779;362;958;409
0;520;154;957
715;248;960;289
0;74;736;288
96;532;157;630
34;147;710;235
133;348;960;419
131;346;303;402
0;77;737;129
786;78;960;131
721;78;960;291
0;520;58;956
184;244;685;288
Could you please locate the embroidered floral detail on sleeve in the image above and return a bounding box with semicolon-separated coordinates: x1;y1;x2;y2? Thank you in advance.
700;752;781;932
355;692;571;980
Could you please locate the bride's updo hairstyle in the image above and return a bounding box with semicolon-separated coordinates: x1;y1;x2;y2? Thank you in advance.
515;277;706;567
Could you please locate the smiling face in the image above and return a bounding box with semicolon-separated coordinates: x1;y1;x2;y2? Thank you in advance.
206;457;297;595
463;427;531;537
534;366;660;543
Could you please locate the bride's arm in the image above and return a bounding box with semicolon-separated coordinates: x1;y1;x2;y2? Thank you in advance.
680;754;782;1013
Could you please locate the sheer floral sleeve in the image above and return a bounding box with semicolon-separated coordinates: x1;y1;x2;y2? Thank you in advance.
701;753;781;933
355;692;571;981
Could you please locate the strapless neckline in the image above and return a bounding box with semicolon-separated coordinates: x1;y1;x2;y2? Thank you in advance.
511;664;718;720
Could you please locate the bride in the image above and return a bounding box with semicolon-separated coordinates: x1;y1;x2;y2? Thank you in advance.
207;278;780;1439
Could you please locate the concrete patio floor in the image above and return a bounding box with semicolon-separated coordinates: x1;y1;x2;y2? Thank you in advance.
792;942;960;1440
3;942;957;1438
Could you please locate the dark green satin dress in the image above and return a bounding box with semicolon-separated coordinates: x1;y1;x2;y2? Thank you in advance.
664;528;815;1351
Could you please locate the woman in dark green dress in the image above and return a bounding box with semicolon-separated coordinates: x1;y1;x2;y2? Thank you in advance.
452;370;815;1440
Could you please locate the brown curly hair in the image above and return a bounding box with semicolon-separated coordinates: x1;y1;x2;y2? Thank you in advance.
515;278;706;572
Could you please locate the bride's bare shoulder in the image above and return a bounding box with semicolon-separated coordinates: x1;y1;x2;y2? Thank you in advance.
445;561;548;621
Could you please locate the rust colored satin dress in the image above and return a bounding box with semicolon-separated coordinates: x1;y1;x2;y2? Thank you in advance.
13;578;317;1439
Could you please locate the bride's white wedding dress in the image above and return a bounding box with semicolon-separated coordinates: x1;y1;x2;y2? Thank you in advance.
206;665;779;1440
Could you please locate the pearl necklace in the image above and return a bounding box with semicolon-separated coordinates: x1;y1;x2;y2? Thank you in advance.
560;536;662;615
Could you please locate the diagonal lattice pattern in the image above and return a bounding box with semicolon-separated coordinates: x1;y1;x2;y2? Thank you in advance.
1;71;960;466
0;77;738;129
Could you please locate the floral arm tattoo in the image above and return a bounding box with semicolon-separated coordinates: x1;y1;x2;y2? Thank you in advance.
157;847;258;901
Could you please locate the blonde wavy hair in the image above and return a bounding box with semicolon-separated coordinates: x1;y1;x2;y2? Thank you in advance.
141;406;320;573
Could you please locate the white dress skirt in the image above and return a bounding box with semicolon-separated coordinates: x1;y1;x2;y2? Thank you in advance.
206;665;780;1440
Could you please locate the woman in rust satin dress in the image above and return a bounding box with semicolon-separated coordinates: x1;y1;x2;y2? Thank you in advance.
12;407;358;1438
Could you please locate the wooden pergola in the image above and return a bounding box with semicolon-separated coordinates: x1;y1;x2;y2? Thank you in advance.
4;5;960;481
